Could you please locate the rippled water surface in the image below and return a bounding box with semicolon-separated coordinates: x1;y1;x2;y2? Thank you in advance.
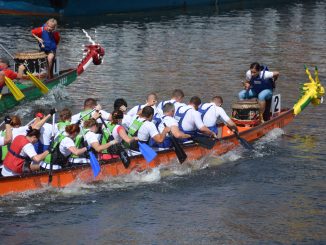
0;1;325;244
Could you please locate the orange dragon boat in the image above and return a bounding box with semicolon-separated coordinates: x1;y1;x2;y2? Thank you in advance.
0;66;324;196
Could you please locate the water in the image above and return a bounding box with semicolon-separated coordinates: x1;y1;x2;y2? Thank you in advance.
0;0;326;244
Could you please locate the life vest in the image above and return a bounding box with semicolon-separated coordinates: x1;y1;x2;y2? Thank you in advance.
250;65;274;94
100;122;116;154
0;130;9;161
150;115;172;148
127;117;144;138
3;135;30;174
174;106;196;135
80;109;93;121
69;129;88;159
57;121;71;131
43;134;68;167
159;100;176;110
198;104;213;120
40;24;57;52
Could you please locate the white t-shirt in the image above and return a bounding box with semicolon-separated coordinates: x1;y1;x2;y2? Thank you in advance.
133;117;159;142
102;124;124;143
157;99;187;113
71;110;111;124
59;136;76;157
12;126;29;140
84;131;101;146
158;115;178;134
122;113;133;129
246;70;274;81
127;104;163;119
0;136;4;146
175;105;204;132
200;103;231;127
40;123;58;145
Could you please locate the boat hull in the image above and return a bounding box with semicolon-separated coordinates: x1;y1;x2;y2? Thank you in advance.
0;69;77;114
0;108;295;196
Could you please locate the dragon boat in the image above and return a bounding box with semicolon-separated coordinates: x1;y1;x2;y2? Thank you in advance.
0;42;105;114
0;66;324;196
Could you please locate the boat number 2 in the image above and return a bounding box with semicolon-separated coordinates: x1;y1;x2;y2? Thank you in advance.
59;77;68;86
271;94;281;116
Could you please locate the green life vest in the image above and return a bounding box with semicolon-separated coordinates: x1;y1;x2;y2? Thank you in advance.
44;134;67;165
80;109;93;121
57;121;71;131
70;128;88;159
127;117;144;137
101;122;116;154
0;130;8;161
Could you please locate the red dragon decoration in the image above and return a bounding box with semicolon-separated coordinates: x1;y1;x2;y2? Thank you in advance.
77;44;105;75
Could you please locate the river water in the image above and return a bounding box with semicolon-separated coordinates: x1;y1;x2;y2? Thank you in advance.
0;0;325;244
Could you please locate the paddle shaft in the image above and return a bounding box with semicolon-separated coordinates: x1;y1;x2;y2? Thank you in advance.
163;122;187;164
48;113;56;184
234;131;254;150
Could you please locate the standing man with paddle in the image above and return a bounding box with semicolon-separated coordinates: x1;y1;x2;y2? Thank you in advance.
31;18;60;79
0;57;25;93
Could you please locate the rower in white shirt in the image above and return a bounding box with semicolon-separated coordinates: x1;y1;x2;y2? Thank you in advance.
174;96;217;139
71;98;111;124
154;102;191;148
157;89;187;113
127;106;170;150
127;92;163;127
199;96;238;136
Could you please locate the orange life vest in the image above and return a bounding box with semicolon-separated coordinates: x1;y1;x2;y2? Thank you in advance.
3;135;30;174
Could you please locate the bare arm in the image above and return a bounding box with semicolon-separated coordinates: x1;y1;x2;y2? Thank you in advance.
199;126;217;138
118;127;135;144
32;150;49;163
170;126;191;139
273;71;280;81
68;146;87;156
91;140;117;153
152;127;170;143
3;124;12;145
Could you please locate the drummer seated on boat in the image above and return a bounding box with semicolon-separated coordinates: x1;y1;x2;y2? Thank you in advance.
157;89;187;113
71;98;111;125
40;124;87;170
99;110;136;161
238;62;279;122
0;57;25;93
199;96;238;137
31;18;60;79
127;106;170;150
1;128;49;177
127;92;163;127
151;102;191;148
174;96;217;140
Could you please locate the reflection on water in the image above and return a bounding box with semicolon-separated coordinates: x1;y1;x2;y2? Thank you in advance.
0;0;326;244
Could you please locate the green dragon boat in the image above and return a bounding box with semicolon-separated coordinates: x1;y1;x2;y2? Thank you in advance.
0;44;104;114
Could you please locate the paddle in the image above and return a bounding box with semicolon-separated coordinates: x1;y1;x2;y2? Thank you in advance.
138;142;157;163
48;111;56;183
163;122;187;164
191;135;216;149
234;131;254;150
98;115;130;169
4;76;25;101
0;43;49;94
80;124;100;177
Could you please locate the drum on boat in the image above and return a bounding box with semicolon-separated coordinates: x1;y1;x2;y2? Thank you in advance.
231;99;260;126
14;51;47;74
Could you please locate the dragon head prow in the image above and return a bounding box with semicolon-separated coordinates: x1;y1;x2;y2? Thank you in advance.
76;43;105;75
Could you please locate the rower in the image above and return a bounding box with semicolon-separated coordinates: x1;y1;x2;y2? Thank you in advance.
71;98;111;124
113;98;132;129
126;92;163;127
1;128;49;177
57;108;72;131
157;89;187;113
99;110;136;161
127;106;170;150
199;96;238;136
174;96;217;139
238;62;279;122
152;103;191;148
40;124;87;170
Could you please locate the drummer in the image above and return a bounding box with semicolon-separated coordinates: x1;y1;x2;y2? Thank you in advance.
0;57;25;94
31;18;60;79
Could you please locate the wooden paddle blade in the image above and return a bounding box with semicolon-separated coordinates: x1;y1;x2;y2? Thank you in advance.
170;136;187;164
192;135;216;149
4;76;25;101
117;145;131;169
138;142;157;163
235;132;254;150
26;71;49;94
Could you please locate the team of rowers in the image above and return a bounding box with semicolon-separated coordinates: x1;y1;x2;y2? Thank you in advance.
0;89;238;177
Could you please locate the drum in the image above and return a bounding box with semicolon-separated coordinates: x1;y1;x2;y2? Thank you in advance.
232;100;260;125
14;51;47;74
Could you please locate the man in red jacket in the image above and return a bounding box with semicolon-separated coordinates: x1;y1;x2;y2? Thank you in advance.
31;18;60;79
0;57;25;93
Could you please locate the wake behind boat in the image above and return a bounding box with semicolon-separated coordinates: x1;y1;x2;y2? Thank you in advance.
0;66;323;196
